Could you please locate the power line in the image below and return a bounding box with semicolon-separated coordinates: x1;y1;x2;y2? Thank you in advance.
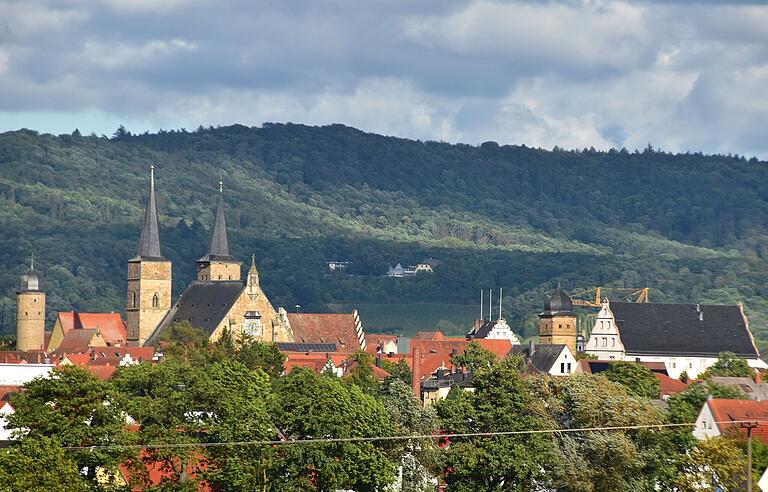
61;420;765;451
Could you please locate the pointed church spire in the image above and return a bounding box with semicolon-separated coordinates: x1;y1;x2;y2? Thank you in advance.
208;181;231;258
135;165;163;259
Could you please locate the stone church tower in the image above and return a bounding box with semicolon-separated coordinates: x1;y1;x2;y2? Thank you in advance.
17;258;46;351
197;182;242;282
539;284;577;355
126;166;172;345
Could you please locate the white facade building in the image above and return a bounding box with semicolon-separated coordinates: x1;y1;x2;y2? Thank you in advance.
586;300;625;360
0;362;55;386
585;300;767;379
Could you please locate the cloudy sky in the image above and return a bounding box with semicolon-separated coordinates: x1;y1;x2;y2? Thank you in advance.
1;0;767;157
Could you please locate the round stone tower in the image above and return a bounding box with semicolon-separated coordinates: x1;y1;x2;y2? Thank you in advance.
17;260;46;351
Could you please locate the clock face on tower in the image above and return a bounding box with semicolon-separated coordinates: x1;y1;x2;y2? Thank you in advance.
243;317;262;337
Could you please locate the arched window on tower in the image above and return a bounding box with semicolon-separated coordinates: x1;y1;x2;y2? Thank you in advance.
152;293;159;308
130;291;137;308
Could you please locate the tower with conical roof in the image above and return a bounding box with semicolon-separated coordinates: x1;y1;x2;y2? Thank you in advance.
538;283;577;354
126;165;172;345
17;256;46;351
196;182;242;282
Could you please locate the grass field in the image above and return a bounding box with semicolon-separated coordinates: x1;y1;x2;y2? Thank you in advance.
327;302;479;337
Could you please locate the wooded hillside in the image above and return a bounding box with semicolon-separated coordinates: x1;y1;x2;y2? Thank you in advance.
2;124;767;344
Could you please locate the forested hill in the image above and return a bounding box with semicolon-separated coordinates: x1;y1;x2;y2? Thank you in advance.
2;124;768;345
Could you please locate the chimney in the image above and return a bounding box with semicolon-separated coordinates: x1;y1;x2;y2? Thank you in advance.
412;346;422;401
756;371;762;385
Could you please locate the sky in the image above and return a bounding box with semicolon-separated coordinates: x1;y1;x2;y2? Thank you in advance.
1;0;768;158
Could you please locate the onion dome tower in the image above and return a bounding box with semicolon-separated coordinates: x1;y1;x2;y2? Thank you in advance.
539;283;577;354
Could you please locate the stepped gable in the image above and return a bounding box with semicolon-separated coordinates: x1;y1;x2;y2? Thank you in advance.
286;313;364;353
146;281;245;343
610;302;759;358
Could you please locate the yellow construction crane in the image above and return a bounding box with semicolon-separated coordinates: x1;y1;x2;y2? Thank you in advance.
571;287;649;308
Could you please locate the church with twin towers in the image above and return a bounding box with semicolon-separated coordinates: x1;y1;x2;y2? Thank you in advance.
127;166;294;346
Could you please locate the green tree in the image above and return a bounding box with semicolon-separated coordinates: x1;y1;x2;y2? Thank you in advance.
435;357;556;490
529;373;673;491
202;360;276;490
603;361;660;399
271;368;397;491
112;360;209;489
702;351;753;378
674;437;750;491
380;357;412;386
0;436;89;491
449;341;497;373
345;350;380;394
7;366;132;485
380;378;438;491
235;338;287;379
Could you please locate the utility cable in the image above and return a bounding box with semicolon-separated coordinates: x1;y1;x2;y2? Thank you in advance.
61;419;765;451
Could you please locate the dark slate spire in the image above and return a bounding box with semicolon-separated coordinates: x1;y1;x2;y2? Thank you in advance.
198;181;238;263
133;165;164;260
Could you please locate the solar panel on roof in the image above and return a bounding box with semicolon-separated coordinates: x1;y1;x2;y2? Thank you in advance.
277;342;338;353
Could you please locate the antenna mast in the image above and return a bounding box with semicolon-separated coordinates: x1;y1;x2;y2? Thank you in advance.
489;289;492;321
499;287;503;320
480;290;484;320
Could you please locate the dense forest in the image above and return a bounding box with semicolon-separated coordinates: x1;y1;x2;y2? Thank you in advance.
1;124;767;345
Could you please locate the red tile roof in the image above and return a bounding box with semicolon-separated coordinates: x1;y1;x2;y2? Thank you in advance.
476;339;514;359
87;364;117;380
119;450;209;491
57;312;127;346
414;331;447;340
655;373;695;398
410;338;511;360
287;313;363;353
0;386;20;402
707;399;768;443
56;329;100;352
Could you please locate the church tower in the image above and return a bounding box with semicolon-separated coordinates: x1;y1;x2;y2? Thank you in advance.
539;284;577;355
17;257;46;351
197;182;242;281
126;165;172;345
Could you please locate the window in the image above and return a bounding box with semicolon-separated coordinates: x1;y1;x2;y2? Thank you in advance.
611;338;615;347
689;362;693;369
152;293;159;308
602;337;607;347
130;291;137;308
559;324;562;329
567;363;572;372
594;338;598;346
560;363;565;373
672;362;676;368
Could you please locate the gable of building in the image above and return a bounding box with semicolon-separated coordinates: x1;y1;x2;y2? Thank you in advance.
286;312;364;353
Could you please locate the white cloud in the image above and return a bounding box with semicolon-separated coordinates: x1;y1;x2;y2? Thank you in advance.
403;0;653;71
81;39;197;69
149;78;457;142
0;2;87;39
